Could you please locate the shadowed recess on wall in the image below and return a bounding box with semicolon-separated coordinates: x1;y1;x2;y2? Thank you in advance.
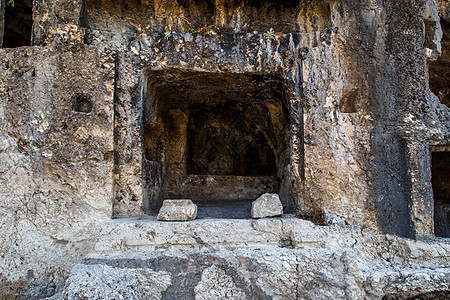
2;0;32;48
429;17;450;107
432;151;450;237
187;100;277;176
142;69;290;215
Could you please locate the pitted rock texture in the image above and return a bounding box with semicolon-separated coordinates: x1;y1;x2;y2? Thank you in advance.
157;199;198;221
62;264;171;300
194;265;246;300
57;223;450;300
251;193;283;219
0;46;115;293
0;0;449;297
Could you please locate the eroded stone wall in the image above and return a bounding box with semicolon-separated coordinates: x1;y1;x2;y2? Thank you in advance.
0;45;115;292
0;0;449;297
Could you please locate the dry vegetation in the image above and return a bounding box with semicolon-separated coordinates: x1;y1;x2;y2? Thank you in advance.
0;275;23;300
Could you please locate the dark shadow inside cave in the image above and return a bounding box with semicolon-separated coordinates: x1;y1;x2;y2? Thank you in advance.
429;17;450;108
2;0;33;48
186;102;277;176
431;151;450;237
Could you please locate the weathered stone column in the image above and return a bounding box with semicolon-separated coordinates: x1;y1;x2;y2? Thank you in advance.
287;90;305;214
405;132;434;240
0;0;5;48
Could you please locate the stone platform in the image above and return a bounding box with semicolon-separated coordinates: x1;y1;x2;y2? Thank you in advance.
59;217;450;299
94;215;326;253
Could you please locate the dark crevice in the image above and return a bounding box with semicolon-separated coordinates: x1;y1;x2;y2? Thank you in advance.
429;17;450;107
432;151;450;237
2;0;33;48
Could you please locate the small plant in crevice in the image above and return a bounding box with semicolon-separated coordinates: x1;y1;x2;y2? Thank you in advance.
265;26;288;44
182;18;213;35
0;274;24;300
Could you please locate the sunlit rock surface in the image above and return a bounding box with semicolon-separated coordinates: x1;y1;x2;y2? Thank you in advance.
0;0;449;298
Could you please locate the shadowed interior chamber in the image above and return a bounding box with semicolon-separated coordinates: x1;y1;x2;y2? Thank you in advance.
142;69;290;216
432;151;450;237
2;0;32;48
429;17;450;108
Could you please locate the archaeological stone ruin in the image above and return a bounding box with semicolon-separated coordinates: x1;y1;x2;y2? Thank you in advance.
0;0;450;298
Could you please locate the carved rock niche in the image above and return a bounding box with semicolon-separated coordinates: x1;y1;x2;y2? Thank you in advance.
142;69;290;218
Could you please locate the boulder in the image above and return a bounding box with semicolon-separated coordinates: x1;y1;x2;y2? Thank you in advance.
251;193;283;219
157;199;198;221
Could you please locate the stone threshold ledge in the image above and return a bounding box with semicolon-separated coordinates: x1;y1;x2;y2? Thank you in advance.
94;216;450;257
94;215;356;253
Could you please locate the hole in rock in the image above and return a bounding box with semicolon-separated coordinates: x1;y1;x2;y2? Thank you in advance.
339;88;358;113
2;0;33;48
142;69;290;218
431;151;450;237
71;93;93;113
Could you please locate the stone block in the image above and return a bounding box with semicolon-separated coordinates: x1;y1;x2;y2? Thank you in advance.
157;199;198;221
251;193;283;219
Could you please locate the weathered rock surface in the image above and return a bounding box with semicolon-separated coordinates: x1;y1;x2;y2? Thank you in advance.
194;265;246;300
61;264;171;300
94;215;312;250
54;217;450;300
251;193;283;219
0;46;115;296
157;199;198;221
0;0;449;298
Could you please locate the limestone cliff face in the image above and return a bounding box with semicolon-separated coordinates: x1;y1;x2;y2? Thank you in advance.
0;46;115;294
0;0;449;298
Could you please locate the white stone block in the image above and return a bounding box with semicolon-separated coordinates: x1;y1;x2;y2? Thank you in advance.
251;193;283;219
157;199;198;221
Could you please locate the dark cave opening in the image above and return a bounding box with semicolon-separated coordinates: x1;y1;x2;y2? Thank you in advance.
431;151;450;237
142;69;290;216
2;0;33;48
